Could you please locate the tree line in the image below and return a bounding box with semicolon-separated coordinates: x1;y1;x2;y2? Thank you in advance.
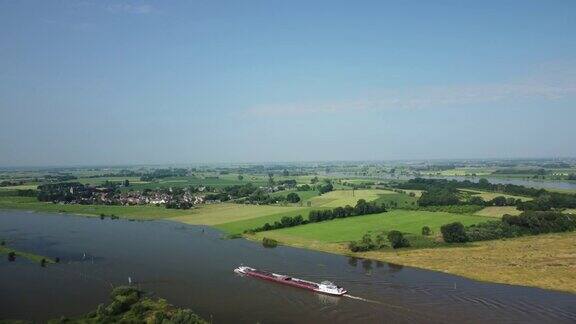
397;178;576;210
441;211;576;243
245;199;386;233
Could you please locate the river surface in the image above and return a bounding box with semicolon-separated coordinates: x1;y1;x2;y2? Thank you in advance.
1;211;575;323
346;173;576;191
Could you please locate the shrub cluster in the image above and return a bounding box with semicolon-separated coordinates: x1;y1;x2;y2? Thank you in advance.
421;226;431;236
440;222;468;243
247;215;306;233
418;205;485;214
348;231;409;252
49;286;207;323
387;230;410;249
398;178;576;210
441;211;576;243
309;199;386;222
262;237;278;248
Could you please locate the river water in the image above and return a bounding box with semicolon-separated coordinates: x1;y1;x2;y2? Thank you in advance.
1;211;575;323
338;173;576;191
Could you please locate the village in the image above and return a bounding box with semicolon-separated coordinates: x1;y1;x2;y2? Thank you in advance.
34;179;301;210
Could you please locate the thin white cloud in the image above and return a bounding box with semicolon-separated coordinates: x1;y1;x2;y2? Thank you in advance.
247;63;576;117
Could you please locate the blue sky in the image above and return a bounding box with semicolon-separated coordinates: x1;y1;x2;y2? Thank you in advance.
1;0;575;166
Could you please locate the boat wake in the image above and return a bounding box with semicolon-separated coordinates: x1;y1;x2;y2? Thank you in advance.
343;294;381;304
343;294;408;311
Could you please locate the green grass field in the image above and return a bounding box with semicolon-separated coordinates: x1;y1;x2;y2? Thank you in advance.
374;192;419;208
269;189;319;202
255;210;487;244
0;184;38;190
214;207;320;234
168;203;305;225
307;189;394;207
459;189;532;202
474;206;522;218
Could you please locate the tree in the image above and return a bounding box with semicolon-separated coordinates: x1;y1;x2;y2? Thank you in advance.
375;232;387;247
469;196;485;206
387;230;410;249
268;173;274;186
123;179;130;187
311;176;319;184
421;226;431;236
490;196;507;206
238;175;244;181
441;222;468;243
298;184;311;191
286;192;301;203
282;169;289;176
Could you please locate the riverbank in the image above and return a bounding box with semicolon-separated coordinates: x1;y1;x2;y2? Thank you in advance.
47;286;207;324
247;231;576;294
2;199;575;294
0;243;56;265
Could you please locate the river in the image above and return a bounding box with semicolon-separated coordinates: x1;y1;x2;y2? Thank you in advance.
1;211;575;323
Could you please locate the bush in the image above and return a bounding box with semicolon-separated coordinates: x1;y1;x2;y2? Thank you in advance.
464;211;576;242
419;205;484;214
502;211;576;235
262;237;278;248
348;233;376;252
465;221;516;241
387;231;410;249
286;192;301;203
421;226;431;236
441;222;468;243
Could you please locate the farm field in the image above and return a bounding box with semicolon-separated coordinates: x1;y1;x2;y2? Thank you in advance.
374;192;419;208
269;189;319;202
474;206;522;218
0;184;38;190
168;203;304;226
420;168;495;176
358;231;576;294
459;189;532;202
253;210;487;244
214;207;319;234
307;189;393;207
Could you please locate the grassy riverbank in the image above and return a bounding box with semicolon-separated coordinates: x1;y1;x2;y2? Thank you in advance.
0;243;56;264
248;228;576;294
49;286;207;324
251;210;486;244
2;194;575;294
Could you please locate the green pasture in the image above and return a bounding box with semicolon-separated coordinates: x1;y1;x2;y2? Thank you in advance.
256;210;488;244
474;206;522;218
458;189;532;202
168;203;304;226
214;207;320;234
269;189;319;201
307;189;393;207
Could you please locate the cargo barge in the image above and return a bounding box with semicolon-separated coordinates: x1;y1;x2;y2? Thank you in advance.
234;265;347;296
